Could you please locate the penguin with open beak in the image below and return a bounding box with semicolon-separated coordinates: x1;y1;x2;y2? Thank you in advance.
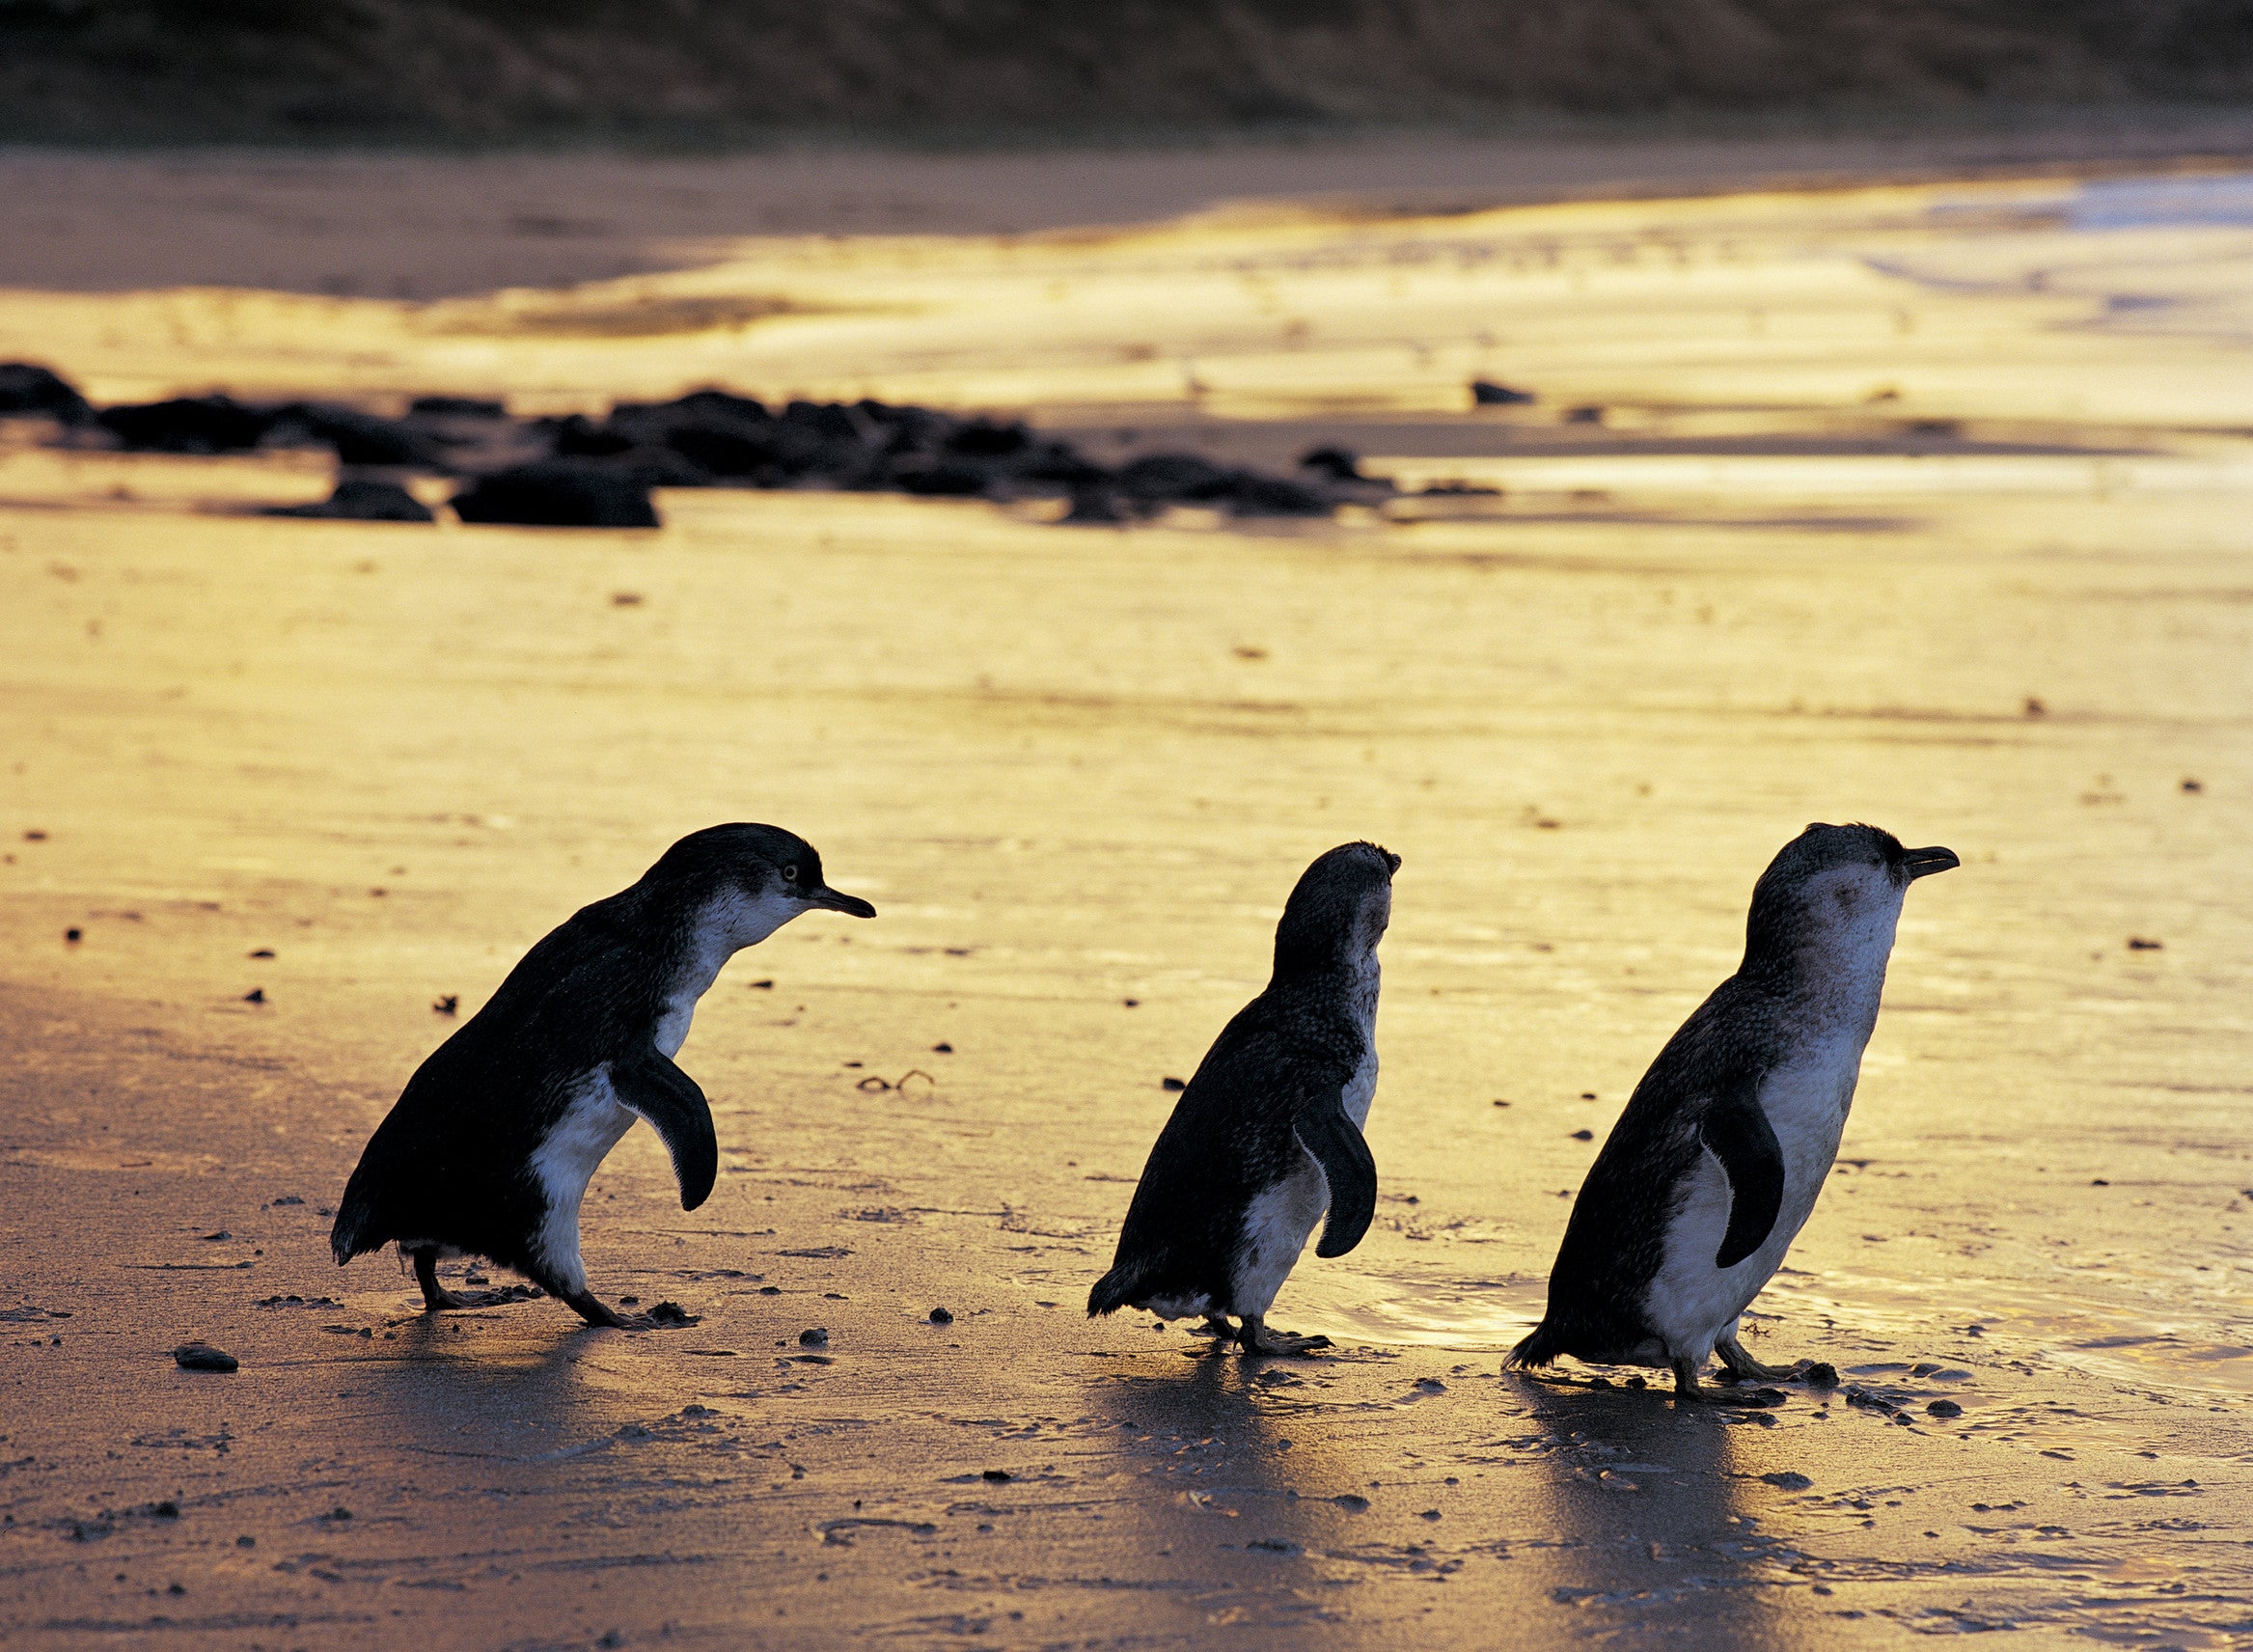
330;823;875;1328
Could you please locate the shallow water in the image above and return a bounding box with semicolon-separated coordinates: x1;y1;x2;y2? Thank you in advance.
4;167;2253;1647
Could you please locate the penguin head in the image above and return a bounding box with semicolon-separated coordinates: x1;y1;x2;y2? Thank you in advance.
646;823;876;935
1744;823;1956;974
1272;840;1400;977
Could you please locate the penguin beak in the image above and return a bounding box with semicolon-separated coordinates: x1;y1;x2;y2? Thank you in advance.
806;884;877;919
1903;845;1960;880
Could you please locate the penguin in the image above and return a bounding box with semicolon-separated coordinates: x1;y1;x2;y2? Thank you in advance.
330;823;875;1327
1510;823;1957;1399
1089;841;1396;1356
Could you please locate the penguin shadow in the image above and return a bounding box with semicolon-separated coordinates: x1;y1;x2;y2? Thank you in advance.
362;1307;631;1460
1089;1342;1359;1556
1504;1374;1805;1643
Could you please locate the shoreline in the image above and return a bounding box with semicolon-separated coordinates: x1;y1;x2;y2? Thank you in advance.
6;109;2253;300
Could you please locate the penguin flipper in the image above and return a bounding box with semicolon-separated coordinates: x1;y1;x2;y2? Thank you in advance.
611;1052;718;1212
1295;1091;1377;1259
1700;1088;1784;1269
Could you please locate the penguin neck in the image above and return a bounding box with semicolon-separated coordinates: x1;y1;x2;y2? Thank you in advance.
649;884;804;1057
1741;906;1901;1038
1273;943;1382;1027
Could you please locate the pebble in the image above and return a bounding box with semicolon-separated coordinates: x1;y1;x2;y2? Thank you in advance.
1927;1398;1964;1418
982;1469;1011;1482
172;1341;237;1372
647;1302;698;1327
799;1328;829;1346
929;1307;953;1324
1800;1363;1840;1388
1760;1472;1814;1490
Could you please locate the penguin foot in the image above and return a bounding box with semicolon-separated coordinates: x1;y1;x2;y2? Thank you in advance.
1669;1358;1716;1402
410;1249;466;1312
1715;1335;1807;1383
1190;1315;1238;1340
560;1287;630;1330
1237;1315;1333;1358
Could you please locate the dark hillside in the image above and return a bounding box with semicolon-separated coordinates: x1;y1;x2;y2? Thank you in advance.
3;0;2251;146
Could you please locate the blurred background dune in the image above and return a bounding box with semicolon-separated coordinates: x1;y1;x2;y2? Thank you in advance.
5;0;2253;147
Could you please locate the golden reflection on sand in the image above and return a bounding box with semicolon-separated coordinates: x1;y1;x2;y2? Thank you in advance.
2;166;2251;1646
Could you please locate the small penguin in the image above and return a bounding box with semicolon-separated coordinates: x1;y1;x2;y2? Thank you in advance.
1511;823;1957;1399
1089;841;1397;1356
330;824;875;1327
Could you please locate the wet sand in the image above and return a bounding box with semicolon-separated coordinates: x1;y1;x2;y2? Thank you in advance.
4;149;2253;1647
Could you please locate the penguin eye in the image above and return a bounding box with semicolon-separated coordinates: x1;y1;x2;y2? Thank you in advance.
782;865;799;882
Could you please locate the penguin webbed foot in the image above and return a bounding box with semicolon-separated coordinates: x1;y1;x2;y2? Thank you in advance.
409;1249;466;1312
1237;1314;1333;1358
1670;1358;1717;1403
1715;1334;1808;1384
560;1287;631;1330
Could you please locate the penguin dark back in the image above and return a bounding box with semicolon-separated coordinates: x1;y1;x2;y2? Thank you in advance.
1088;840;1397;1357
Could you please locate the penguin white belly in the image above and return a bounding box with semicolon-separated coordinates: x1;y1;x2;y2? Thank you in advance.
1230;1037;1378;1315
1232;1153;1328;1317
1642;1038;1864;1361
528;1067;639;1293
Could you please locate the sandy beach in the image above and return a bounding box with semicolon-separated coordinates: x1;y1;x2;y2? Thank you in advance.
4;136;2252;1648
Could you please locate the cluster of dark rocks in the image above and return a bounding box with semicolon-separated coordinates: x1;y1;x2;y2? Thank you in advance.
1;363;1406;530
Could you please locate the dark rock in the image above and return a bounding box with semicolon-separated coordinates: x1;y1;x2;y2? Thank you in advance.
1115;453;1232;502
97;395;271;454
1800;1362;1840;1387
1926;1398;1963;1418
981;1469;1010;1482
1010;442;1110;486
610;446;714;488
646;1301;699;1327
799;1327;828;1346
1219;473;1333;516
1760;1471;1814;1490
1059;485;1126;524
1299;445;1365;482
408;396;507;418
895;460;992;497
452;462;659;528
944;418;1031;458
267;480;435;522
540;413;640;458
1161;1076;1187;1091
267;403;444;467
929;1307;953;1324
172;1341;238;1372
781;399;874;448
1570;1128;1594;1141
1470;380;1536;405
242;987;265;1004
663;417;826;482
432;994;459;1015
0;363;92;423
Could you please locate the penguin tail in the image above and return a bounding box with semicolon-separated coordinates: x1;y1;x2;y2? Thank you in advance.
1506;1319;1565;1370
1086;1263;1141;1319
328;1186;380;1267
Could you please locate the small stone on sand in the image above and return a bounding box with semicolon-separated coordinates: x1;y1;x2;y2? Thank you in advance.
929;1307;953;1324
799;1327;828;1346
172;1341;237;1372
